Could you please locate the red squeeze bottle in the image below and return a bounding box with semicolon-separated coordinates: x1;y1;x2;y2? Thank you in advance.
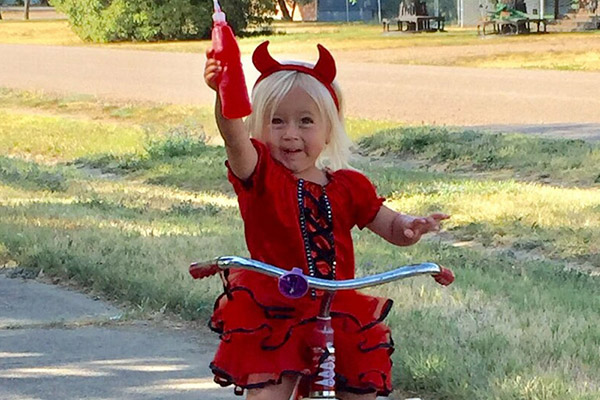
211;0;252;119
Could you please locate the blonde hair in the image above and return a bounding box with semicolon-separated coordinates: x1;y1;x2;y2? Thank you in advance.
246;67;353;171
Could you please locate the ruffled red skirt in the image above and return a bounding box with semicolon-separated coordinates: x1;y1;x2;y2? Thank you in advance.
209;270;394;396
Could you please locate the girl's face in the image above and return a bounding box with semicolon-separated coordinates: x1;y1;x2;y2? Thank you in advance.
264;86;329;177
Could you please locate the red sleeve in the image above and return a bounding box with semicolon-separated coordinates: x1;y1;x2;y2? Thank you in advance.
225;139;270;194
338;170;385;229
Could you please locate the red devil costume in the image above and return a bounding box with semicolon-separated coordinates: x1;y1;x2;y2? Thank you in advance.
209;42;394;396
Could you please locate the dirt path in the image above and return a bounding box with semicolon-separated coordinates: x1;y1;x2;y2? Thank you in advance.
1;43;600;139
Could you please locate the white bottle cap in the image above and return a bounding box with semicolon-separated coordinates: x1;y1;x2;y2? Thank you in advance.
213;10;226;22
213;0;226;22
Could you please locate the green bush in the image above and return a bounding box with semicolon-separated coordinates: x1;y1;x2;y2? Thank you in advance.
49;0;271;42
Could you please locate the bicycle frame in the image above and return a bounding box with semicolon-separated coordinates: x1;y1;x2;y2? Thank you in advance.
190;256;454;400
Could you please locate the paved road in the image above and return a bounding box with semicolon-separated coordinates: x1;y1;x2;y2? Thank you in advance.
2;44;600;140
0;272;236;400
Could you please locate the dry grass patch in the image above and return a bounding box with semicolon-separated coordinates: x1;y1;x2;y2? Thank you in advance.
2;20;600;71
0;19;82;45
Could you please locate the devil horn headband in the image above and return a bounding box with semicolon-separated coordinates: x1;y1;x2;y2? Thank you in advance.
252;41;340;110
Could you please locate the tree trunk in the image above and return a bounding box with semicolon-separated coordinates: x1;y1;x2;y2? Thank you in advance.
24;0;31;21
554;0;559;19
277;0;292;20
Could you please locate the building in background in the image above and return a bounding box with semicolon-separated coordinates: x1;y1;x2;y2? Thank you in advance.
288;0;378;21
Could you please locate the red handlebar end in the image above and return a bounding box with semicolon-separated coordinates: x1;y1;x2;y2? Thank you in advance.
433;267;454;286
189;262;220;279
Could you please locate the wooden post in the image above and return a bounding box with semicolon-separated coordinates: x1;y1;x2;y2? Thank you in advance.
24;0;31;20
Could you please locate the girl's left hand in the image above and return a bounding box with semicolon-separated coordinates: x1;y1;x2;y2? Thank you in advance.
400;213;450;244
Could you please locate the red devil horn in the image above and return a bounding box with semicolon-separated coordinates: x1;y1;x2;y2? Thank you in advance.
314;44;337;84
252;41;280;74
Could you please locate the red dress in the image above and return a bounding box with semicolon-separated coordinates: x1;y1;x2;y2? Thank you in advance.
210;139;393;396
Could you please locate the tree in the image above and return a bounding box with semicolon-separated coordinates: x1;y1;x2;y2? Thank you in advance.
24;0;30;20
50;0;275;42
278;0;292;20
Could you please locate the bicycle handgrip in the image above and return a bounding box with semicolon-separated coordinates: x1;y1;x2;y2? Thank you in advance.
189;261;221;279
432;267;454;286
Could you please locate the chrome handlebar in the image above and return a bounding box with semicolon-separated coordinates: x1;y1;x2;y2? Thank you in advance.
190;256;453;294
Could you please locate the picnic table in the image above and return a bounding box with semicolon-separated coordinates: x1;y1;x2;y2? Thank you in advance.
382;0;445;33
477;3;547;35
383;15;445;32
478;16;547;34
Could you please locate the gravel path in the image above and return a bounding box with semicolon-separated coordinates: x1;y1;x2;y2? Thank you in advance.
1;43;600;139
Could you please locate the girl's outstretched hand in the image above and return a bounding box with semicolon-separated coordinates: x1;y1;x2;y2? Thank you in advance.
368;206;450;247
397;212;450;245
204;49;222;91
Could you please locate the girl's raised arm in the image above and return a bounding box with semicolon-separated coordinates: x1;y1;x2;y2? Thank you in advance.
205;54;258;181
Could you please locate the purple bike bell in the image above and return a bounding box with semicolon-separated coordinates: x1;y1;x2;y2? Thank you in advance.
278;268;309;299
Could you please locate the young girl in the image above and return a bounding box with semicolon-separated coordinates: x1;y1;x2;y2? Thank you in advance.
204;41;449;400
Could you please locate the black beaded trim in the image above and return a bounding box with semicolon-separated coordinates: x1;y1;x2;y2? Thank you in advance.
320;188;336;279
297;180;313;271
297;179;336;299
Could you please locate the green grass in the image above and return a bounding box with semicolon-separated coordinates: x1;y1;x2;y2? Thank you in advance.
362;165;600;267
357;127;600;266
1;88;600;399
0;88;388;147
358;127;600;186
0;110;146;162
0;156;73;192
0;88;219;138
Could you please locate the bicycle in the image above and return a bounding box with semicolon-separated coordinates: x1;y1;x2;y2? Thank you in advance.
190;255;454;400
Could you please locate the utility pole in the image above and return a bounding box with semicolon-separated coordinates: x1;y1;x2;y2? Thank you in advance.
457;0;464;27
346;0;350;22
24;0;31;20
